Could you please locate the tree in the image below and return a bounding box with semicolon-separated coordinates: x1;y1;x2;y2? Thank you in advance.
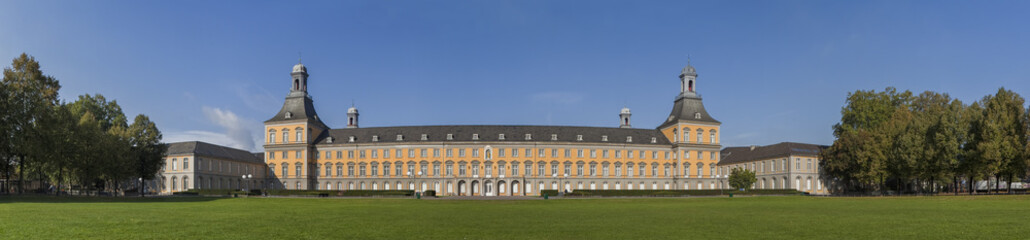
728;168;757;191
2;53;61;194
822;88;910;194
126;114;165;196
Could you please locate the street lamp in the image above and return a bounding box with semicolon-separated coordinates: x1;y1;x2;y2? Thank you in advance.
242;174;252;192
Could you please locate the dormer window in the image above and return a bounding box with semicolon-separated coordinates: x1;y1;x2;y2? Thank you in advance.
397;135;404;141
421;134;428;141
498;134;505;140
472;134;479;140
447;134;453;140
695;112;701;119
626;136;633;142
327;137;334;143
651;137;657;143
551;134;558;141
577;135;583;141
601;135;608;142
284;112;293;119
525;134;532;140
348;136;356;143
372;135;379;142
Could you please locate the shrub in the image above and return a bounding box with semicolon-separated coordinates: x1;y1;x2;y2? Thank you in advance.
422;190;436;197
263;190;414;197
540;190;560;197
181;189;246;196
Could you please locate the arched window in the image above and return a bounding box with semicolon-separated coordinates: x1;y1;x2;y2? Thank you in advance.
296;165;302;177
269;130;277;144
183;177;190;190
710;131;717;144
183;158;189;170
696;163;703;177
282;130;290;143
171;176;178;191
696;129;703;143
682;128;689;142
295;127;303;142
172;158;178;171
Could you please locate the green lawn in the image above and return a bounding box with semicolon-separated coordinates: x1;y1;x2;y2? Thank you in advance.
1;195;1027;239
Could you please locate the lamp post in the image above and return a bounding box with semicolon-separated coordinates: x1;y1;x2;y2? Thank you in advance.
242;174;252;193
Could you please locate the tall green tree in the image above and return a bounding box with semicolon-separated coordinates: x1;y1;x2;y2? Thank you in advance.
127;114;165;196
823;87;910;193
2;53;61;194
969;88;1026;194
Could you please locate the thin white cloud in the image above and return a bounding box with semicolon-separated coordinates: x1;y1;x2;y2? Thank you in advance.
201;106;258;151
233;83;279;113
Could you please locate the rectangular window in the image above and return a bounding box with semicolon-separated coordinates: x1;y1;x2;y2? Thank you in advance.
615;151;621;158
336;165;342;176
459;149;466;157
577;150;584;158
652;152;658;159
538;149;544;158
433;164;440;176
296;165;302;177
359;150;366;159
384;165;391;176
348;151;354;159
603;165;609;176
269;152;275;160
281;151;287;159
590;150;597;158
551;164;558;176
697;151;703;160
512;148;519;157
577;165;584;176
473;149;479;157
564;149;571;158
525;149;532;157
447;149;454;157
420;149;428;158
371;165;378;176
384;150;390;159
711;152;716;160
664;152;670;159
796;158;801;170
348;166;354;176
446;164;454;176
512;164;519;176
459;164;466;176
590;165;597;176
359;166;366;176
372;150;379;158
651;165;658;177
603;150;610;158
296;151;301;159
395;149;402;158
551;149;558;158
498;149;505;157
538;164;545;177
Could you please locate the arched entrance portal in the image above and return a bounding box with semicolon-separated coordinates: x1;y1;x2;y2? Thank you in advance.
484;180;494;196
457;180;467;196
498;180;507;196
471;180;480;196
511;180;520;195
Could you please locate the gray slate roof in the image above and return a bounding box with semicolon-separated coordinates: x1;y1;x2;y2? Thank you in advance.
166;141;264;164
658;94;720;129
317;125;672;145
265;93;326;126
718;142;826;166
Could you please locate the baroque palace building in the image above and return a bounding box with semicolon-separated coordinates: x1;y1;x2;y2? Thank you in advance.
262;62;726;196
718;142;828;195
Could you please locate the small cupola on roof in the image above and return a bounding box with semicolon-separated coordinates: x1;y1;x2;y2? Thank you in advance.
619;107;632;128
292;63;307;73
290;61;309;93
346;105;359;128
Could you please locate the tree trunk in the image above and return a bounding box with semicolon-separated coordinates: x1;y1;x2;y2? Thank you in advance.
17;155;24;194
1007;174;1012;195
994;174;1000;195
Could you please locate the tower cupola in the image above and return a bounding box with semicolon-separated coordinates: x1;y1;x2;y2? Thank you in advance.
291;62;308;93
347;106;359;128
619;107;632;128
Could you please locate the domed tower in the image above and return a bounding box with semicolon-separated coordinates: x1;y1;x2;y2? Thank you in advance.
265;61;328;191
680;64;698;97
346;106;359;128
657;61;721;184
619;107;632;128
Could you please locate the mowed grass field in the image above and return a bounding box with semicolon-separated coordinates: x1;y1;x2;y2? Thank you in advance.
1;195;1028;239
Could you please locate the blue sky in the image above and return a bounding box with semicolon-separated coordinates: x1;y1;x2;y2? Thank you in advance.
2;1;1028;152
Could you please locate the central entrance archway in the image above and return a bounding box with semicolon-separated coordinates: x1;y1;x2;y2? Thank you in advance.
471;180;480;196
457;180;466;196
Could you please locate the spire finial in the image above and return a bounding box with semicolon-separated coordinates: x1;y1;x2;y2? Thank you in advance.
298;52;302;64
687;54;691;66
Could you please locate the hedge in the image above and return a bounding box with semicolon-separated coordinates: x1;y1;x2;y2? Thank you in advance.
179;189;247;196
263;189;414;197
422;190;436;197
540;189;801;197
